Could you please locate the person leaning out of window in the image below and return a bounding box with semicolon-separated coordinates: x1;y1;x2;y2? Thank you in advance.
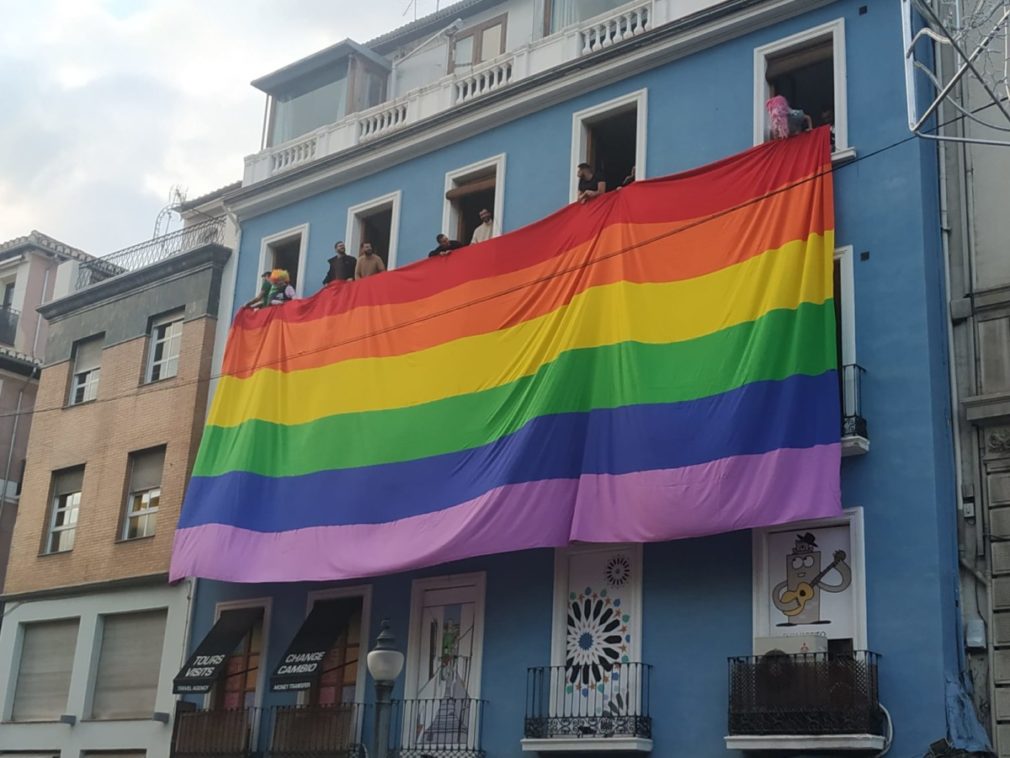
576;162;606;203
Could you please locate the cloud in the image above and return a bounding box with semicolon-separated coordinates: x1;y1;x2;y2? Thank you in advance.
0;0;440;254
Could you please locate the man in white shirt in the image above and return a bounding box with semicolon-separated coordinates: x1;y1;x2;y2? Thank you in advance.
470;208;495;244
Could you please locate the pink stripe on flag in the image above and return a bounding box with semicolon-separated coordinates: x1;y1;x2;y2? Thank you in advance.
170;445;840;583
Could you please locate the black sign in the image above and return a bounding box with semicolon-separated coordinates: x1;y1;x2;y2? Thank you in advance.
173;606;263;694
270;597;360;692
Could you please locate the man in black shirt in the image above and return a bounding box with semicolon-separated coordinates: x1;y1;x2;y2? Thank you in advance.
577;162;606;203
323;241;357;284
428;234;466;257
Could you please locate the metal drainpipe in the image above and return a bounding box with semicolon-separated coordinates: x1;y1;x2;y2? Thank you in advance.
30;263;51;361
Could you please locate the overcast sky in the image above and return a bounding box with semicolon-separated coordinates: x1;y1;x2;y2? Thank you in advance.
0;0;443;254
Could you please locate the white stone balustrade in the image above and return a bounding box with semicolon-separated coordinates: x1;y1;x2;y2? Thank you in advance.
579;2;652;55
269;135;319;174
359;101;410;141
242;0;689;185
454;57;515;105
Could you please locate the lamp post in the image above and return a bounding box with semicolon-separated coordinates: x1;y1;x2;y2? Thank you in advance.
367;619;404;758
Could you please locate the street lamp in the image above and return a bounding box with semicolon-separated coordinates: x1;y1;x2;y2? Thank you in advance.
367;619;404;758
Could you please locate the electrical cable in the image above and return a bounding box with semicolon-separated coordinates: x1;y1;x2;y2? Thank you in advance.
1;97;1005;426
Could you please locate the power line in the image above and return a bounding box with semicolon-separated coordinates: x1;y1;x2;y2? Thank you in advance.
0;108;981;426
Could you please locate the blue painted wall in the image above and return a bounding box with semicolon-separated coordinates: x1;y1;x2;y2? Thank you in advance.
190;0;972;755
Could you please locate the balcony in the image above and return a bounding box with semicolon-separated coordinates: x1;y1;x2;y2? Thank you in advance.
522;663;652;752
72;218;226;294
391;697;486;758
841;364;869;457
171;704;367;758
0;306;19;347
171;706;254;758
267;703;366;758
244;0;665;185
725;651;886;753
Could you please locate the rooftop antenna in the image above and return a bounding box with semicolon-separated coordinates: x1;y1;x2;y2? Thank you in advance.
403;0;417;20
153;185;187;239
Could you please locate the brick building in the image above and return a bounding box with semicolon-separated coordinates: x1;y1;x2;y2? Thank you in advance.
0;226;231;758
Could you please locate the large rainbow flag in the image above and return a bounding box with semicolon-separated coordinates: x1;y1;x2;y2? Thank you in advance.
171;129;840;583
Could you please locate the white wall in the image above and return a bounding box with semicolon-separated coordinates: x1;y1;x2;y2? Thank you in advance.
0;581;193;758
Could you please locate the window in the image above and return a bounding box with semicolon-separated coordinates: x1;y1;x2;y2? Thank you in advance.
123;447;165;540
11;618;79;721
310;603;363;706
213;612;264;711
752;509;866;651
268;62;349;147
545;0;628;34
258;225;308;297
833;246;865;451
45;467;83;554
450;15;507;73
404;574;485;746
570;91;647;202
442;155;505;245
147;314;183;382
2;279;15;309
345;192;401;270
753;20;848;153
69;335;103;405
91;609;168;719
549;544;644;725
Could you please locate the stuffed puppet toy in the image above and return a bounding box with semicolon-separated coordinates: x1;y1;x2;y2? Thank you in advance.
765;95;813;140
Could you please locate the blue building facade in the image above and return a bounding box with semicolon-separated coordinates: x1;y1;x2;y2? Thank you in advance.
175;1;990;755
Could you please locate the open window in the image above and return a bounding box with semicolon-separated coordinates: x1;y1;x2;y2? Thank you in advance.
570;90;647;202
754;20;848;154
443;155;505;245
345;192;401;270
450;14;508;74
69;335;103;406
258;225;308;297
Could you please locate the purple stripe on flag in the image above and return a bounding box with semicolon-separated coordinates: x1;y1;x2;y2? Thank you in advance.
170;444;840;583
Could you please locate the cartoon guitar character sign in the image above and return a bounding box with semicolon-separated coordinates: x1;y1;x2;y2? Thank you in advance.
773;532;852;626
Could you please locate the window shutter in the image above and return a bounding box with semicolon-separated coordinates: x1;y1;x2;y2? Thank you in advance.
91;610;168;719
130;449;165;492
74;337;103;374
53;467;84;496
12;619;79;721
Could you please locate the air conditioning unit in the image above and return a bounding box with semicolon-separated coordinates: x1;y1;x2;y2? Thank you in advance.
753;635;828;656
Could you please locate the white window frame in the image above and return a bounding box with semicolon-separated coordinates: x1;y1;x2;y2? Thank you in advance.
45;472;82;555
203;597;272;736
403;572;487;702
146;312;184;383
302;585;372;733
121;448;165;541
835;245;856;368
752;507;867;650
7;616;81;722
344;191;402;271
88;608;169;720
550;543;644;666
569;89;648;203
752;19;852;160
69;337;102;406
257;224;310;298
441;153;507;242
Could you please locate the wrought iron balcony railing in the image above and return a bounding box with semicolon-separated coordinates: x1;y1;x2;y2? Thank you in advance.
841;363;867;439
0;306;19;346
524;663;652;741
74;218;225;293
391;697;486;758
266;702;366;758
171;705;254;758
728;651;884;737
